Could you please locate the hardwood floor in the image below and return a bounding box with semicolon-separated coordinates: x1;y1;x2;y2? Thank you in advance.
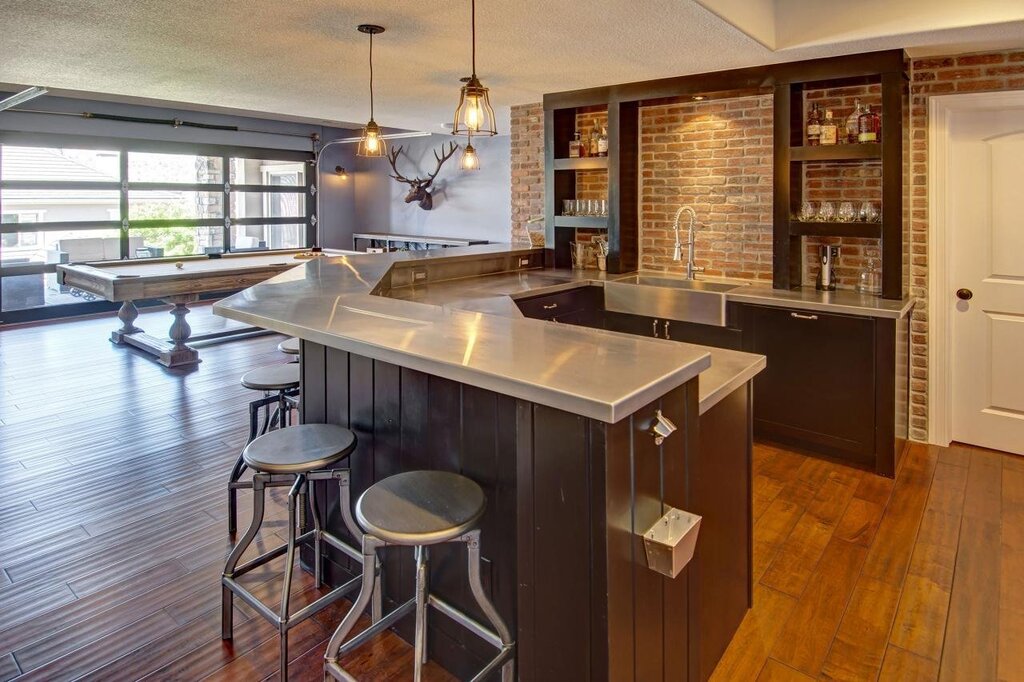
0;304;1021;681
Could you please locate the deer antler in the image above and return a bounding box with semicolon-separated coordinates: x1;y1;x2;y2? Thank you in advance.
424;141;459;186
385;142;460;188
386;145;414;186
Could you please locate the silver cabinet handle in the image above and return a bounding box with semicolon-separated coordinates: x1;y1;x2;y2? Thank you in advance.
664;320;671;340
542;303;558;310
652;319;659;338
790;312;818;320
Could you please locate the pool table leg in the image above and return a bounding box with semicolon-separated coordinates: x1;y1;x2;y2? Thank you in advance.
110;300;143;342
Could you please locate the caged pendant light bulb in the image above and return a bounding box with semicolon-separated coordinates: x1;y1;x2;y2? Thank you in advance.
460;133;480;171
357;24;387;158
452;0;497;137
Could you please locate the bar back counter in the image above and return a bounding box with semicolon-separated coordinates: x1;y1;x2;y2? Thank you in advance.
214;245;765;681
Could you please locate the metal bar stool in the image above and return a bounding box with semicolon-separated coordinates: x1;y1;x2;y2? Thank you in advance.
222;423;381;681
227;363;301;534
324;470;515;682
278;336;301;356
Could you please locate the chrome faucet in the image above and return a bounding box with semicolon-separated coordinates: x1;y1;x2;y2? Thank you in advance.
672;206;703;279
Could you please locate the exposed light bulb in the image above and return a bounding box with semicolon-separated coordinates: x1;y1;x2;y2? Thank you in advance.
460;143;479;171
365;133;379;152
464;96;482;131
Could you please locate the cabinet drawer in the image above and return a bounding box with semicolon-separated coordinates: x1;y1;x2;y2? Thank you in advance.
745;305;875;460
515;286;602;321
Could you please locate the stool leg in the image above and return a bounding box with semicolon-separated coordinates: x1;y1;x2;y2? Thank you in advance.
464;530;515;682
324;535;383;667
224;473;267;640
278;475;303;682
308;478;323;588
278;390;289;429
414;545;430;680
338;472;382;623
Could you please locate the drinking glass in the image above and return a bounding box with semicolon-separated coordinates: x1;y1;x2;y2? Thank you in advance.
562;199;575;216
838;202;856;222
585;199;597;216
799;201;816;222
597;199;608;217
859;202;879;222
817;201;835;222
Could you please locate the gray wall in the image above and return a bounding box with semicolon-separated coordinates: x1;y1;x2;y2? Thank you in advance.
352;133;511;245
0;94;511;249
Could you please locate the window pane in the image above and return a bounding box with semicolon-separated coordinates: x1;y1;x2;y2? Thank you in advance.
1;189;121;224
128;191;224;220
129;226;224;258
229;158;306;186
0;227;121;265
229;192;305;219
1;145;120;181
230;223;305;251
128;152;224;184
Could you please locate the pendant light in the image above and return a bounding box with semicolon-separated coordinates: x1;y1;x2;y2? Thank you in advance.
357;24;386;158
460;132;480;171
452;0;497;137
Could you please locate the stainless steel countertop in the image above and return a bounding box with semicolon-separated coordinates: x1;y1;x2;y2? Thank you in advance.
213;245;718;423
727;285;916;319
383;268;765;415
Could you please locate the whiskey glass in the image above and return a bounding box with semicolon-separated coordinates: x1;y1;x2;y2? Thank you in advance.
817;201;835;222
799;201;816;222
562;199;575;216
838;202;856;222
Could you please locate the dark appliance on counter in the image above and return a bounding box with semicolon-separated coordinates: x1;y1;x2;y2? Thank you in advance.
815;245;841;291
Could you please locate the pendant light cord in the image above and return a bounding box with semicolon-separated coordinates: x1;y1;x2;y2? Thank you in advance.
470;0;476;77
369;31;375;120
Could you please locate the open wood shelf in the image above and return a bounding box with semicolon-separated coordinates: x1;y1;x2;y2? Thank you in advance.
789;220;881;239
554;157;609;171
554;216;608;229
790;143;881;161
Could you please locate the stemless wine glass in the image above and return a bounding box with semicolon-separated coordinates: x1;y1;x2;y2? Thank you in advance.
838;202;856;222
800;201;816;222
597;199;608;217
860;202;880;222
562;199;575;216
817;201;835;222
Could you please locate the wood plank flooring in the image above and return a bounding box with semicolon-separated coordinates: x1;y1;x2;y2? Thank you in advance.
1;304;1021;681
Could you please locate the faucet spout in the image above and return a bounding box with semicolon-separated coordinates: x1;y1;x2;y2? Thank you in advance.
671;206;702;279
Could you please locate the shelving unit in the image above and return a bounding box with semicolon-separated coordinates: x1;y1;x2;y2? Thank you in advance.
773;57;907;299
553;216;608;229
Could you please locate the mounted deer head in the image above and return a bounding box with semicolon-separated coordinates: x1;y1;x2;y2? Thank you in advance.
386;142;459;210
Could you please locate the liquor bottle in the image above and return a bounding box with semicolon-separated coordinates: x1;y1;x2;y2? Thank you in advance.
846;99;864;144
569;131;581;158
579;128;590;157
597;126;609;157
820;109;838;145
589;122;600;157
858;106;879;143
806;104;821;146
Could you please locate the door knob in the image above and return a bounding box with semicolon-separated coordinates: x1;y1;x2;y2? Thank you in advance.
956;288;973;301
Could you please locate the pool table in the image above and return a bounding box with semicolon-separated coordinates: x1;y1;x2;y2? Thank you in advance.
56;249;352;367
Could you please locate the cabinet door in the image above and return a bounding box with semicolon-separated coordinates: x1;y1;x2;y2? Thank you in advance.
515;286;603;321
606;310;660;337
745;305;875;462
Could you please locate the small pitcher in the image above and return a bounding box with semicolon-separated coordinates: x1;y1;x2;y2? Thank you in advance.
570;242;588;270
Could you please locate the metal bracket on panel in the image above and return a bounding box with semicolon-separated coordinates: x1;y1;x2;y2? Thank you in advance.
121;218;129;232
224;182;231;193
224;217;232;228
310;184;317;196
642;508;701;578
650;409;677;445
310;214;318;226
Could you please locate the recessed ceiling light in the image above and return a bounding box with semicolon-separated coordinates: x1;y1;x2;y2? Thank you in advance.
693;95;706;101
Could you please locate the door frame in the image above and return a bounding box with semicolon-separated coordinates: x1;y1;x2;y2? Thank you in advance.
927;89;1024;446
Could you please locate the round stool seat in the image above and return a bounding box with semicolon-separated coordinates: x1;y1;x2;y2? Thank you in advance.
278;337;300;355
242;423;356;474
356;471;485;546
240;363;300;391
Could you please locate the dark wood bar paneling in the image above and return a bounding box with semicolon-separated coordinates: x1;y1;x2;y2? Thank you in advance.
300;343;740;681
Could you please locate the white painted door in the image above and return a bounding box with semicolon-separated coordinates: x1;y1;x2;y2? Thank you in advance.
949;99;1024;455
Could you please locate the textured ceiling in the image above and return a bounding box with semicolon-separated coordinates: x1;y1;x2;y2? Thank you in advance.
1;0;1022;133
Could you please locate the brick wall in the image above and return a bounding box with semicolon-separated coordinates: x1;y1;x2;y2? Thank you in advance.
905;50;1024;440
640;96;774;279
510;103;544;245
507;48;1024;441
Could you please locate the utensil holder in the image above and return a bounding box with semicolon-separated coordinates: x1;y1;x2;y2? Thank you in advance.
642;507;701;578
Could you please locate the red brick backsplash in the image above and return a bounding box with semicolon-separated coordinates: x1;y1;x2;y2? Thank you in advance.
507;49;1024;441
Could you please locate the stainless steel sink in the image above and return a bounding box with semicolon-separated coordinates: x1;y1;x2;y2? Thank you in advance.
615;275;741;293
605;275;748;327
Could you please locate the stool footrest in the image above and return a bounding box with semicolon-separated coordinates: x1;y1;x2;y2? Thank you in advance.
428;594;503;650
336;597;416;659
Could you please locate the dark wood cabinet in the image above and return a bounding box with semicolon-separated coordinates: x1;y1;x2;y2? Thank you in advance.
740;303;909;476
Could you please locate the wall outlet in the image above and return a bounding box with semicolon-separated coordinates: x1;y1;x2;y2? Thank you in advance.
519;257;531;267
412;269;428;282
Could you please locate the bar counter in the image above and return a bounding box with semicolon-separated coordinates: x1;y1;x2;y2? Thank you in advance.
214;245;765;681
